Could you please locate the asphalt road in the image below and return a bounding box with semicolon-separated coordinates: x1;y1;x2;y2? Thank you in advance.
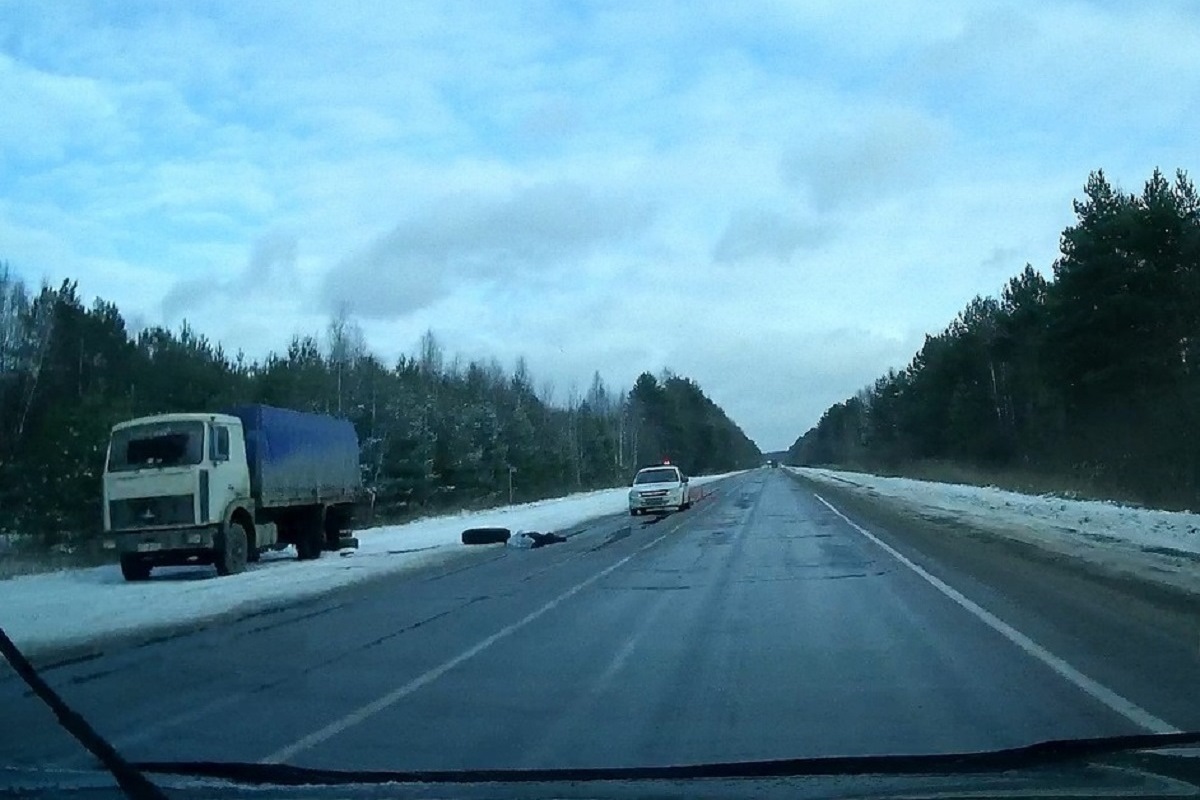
2;469;1196;774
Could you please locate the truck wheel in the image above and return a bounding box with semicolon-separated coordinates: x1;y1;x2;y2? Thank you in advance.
323;506;345;550
243;518;260;562
215;520;248;576
461;527;511;545
296;510;324;561
120;556;151;582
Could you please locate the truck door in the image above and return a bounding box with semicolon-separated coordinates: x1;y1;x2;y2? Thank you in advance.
203;423;228;525
205;422;250;524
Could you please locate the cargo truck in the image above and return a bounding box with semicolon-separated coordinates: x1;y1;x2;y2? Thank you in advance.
102;404;361;581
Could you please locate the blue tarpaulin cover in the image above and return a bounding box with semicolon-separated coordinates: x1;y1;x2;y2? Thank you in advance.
224;404;360;507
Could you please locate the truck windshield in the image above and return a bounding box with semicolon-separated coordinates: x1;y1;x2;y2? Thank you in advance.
107;422;205;472
634;468;679;485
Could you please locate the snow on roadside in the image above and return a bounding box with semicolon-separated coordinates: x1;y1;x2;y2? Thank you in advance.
0;473;738;657
791;467;1200;595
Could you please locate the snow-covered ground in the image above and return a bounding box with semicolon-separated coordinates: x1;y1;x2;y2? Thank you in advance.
792;467;1200;596
0;474;738;658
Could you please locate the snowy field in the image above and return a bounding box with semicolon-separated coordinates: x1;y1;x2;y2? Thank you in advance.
0;474;737;658
792;467;1200;596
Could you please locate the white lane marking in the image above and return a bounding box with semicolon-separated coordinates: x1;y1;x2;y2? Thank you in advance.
593;591;672;691
259;507;717;765
812;492;1181;735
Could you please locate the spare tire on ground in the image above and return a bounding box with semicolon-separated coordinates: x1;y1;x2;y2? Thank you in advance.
462;527;511;545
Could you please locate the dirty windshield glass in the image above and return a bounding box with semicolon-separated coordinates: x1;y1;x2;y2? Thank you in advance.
2;2;1200;797
107;422;205;472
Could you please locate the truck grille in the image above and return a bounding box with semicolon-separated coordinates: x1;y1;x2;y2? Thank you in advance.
109;494;195;530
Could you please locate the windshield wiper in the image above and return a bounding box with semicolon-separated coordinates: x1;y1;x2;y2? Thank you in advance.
0;625;169;800
134;730;1200;786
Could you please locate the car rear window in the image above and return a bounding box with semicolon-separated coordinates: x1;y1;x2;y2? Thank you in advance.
634;468;679;485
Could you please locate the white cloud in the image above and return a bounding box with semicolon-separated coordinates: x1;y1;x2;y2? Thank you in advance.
712;209;827;264
899;4;1200;145
321;182;654;318
162;232;299;321
780;107;953;213
1;1;1198;447
0;52;125;164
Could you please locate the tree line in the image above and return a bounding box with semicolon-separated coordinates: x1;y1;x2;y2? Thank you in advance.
0;274;760;545
789;168;1200;507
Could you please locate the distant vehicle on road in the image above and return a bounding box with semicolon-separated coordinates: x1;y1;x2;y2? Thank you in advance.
629;463;691;516
102;404;361;581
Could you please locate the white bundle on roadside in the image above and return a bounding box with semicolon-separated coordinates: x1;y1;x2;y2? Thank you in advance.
506;531;535;549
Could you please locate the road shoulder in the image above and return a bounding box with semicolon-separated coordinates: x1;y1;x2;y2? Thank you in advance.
784;470;1200;639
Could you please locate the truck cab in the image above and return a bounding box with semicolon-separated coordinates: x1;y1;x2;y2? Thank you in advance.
102;413;272;580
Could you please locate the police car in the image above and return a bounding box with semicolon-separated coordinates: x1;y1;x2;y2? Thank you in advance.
628;462;691;515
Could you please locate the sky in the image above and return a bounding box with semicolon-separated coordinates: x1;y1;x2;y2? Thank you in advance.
3;1;1200;452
